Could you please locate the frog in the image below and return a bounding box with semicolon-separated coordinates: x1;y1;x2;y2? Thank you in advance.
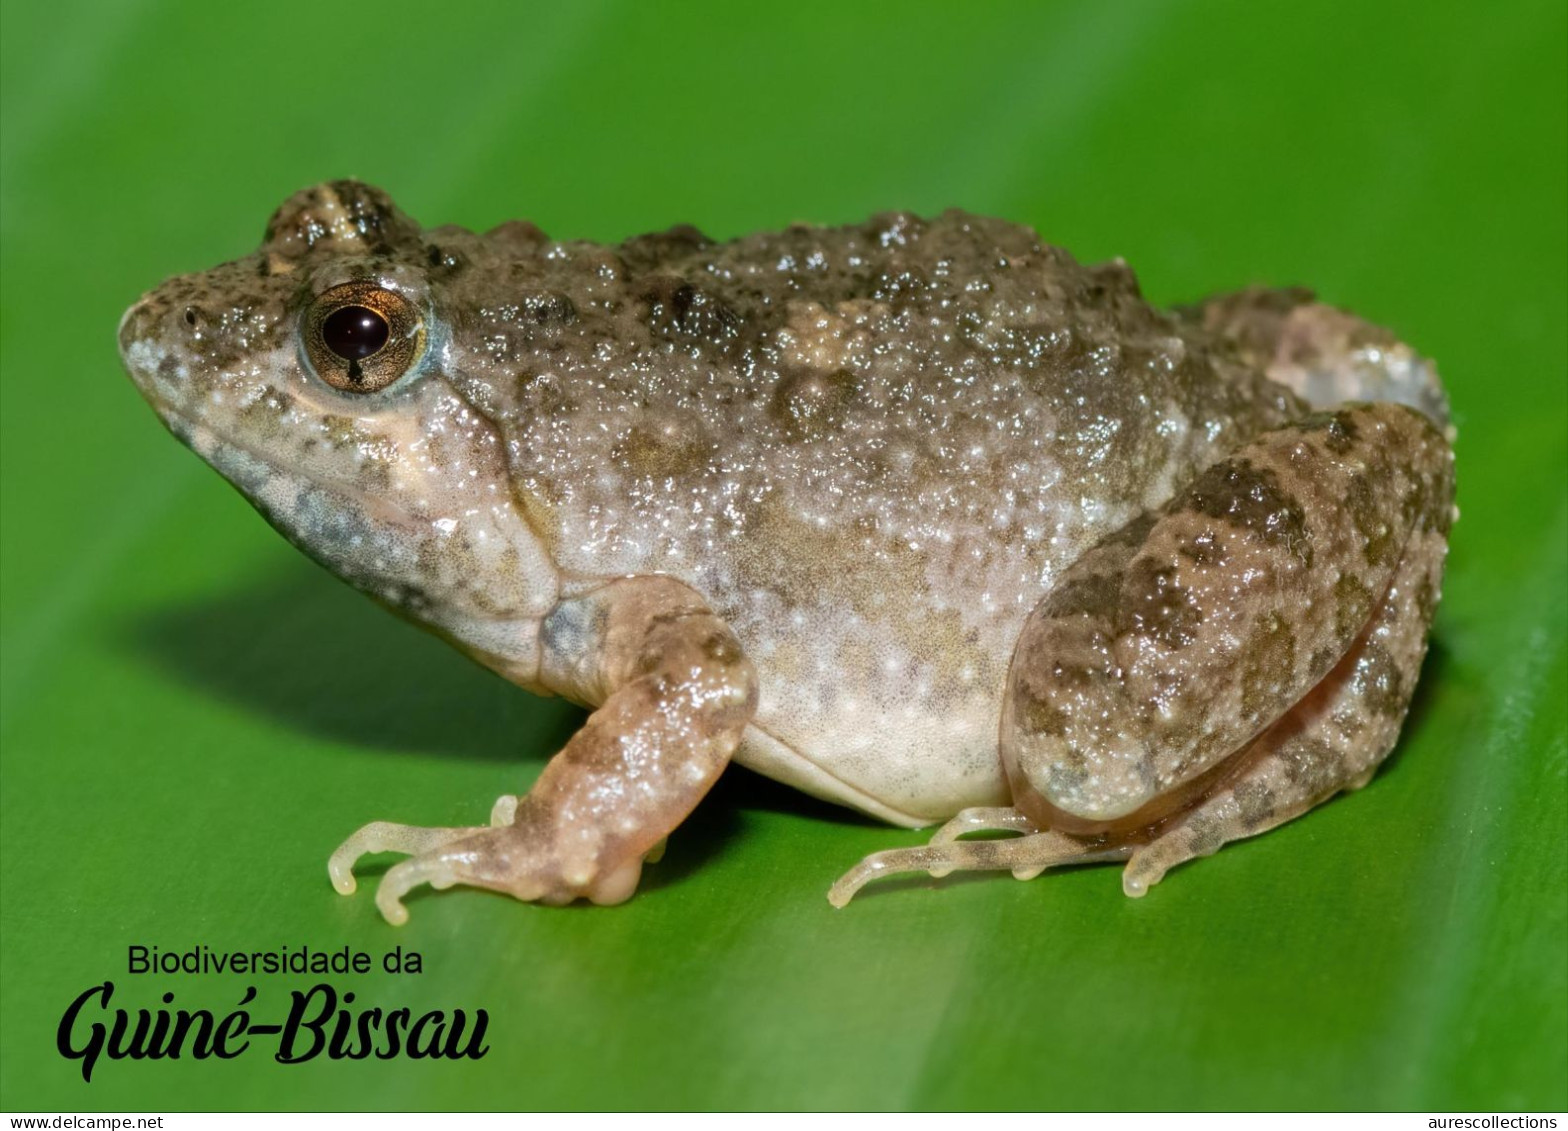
118;180;1455;923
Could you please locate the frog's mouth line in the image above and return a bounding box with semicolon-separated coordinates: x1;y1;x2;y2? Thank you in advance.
137;391;436;543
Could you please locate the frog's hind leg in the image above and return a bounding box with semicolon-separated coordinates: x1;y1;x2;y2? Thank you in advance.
835;401;1453;908
841;551;1445;909
998;400;1453;900
828;826;1129;907
1182;286;1452;432
1119;512;1446;896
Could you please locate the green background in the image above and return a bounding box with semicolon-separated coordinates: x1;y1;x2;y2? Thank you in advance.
2;0;1564;1112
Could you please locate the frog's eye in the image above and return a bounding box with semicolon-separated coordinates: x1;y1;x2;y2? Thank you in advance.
303;282;425;393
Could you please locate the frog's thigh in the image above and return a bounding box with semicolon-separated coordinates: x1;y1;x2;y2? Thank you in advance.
1119;508;1448;895
329;576;758;923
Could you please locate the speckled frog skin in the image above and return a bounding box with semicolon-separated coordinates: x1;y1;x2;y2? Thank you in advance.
120;181;1455;921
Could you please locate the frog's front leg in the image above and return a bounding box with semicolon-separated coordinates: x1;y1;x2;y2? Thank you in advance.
330;576;758;923
834;400;1453;903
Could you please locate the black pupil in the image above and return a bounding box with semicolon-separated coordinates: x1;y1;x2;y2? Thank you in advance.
321;305;390;361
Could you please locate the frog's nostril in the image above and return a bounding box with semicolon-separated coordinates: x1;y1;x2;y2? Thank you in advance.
183;306;199;327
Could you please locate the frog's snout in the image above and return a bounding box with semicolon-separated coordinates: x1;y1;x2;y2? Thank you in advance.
118;283;229;405
117;295;157;360
117;295;163;391
117;289;188;363
118;293;183;409
118;287;215;420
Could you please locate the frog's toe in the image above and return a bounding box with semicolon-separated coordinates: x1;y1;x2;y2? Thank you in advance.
489;794;520;826
327;820;491;897
374;853;463;926
828;845;952;907
928;807;1039;844
354;825;543;924
828;829;1129;906
332;816;658;923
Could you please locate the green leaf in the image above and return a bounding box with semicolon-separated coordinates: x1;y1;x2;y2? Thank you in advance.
3;0;1563;1111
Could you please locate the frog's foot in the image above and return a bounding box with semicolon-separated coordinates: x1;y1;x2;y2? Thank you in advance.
1118;757;1377;897
828;828;1130;908
327;794;530;909
331;792;682;924
329;819;491;901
